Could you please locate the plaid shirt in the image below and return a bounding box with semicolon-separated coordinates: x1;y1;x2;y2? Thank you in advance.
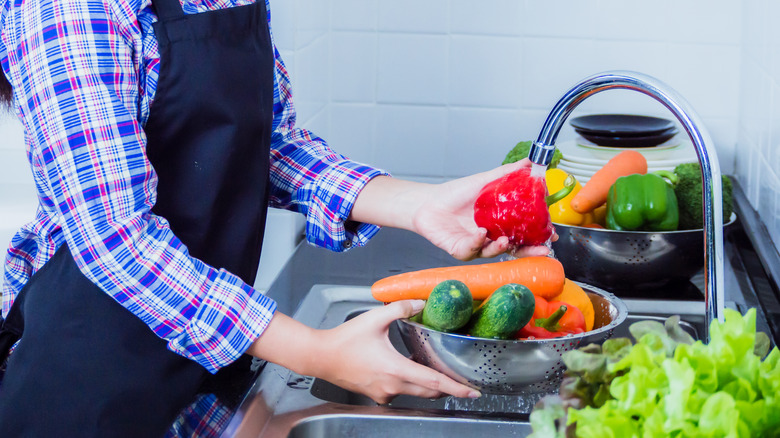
0;0;384;373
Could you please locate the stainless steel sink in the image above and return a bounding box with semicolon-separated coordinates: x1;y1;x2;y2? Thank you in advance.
232;284;708;438
287;414;532;438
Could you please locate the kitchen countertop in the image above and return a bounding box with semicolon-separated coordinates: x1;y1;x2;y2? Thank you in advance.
168;180;780;437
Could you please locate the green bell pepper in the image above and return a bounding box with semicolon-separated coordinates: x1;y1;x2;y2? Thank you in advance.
605;170;680;231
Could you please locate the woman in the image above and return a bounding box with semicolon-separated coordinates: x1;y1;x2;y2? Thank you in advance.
0;0;550;435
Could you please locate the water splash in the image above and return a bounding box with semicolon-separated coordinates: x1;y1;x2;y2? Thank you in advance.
545;239;555;259
442;392;547;414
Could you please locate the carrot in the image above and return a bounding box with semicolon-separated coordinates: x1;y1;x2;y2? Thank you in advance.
371;256;565;302
570;150;648;214
550;279;595;331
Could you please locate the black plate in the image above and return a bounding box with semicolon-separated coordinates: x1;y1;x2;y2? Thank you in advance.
570;114;675;137
578;127;678;148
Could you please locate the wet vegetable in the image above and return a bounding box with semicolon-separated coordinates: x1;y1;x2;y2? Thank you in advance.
517;295;586;339
371;256;566;302
528;308;779;438
466;283;536;340
570;150;648;214
605;170;679;231
673;162;734;230
473;167;574;247
420;280;474;332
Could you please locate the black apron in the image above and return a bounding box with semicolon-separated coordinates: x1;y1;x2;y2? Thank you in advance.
0;0;274;433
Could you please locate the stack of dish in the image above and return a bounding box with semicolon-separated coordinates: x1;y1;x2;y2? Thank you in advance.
557;114;697;183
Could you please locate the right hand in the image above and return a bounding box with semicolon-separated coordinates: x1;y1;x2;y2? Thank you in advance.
309;300;481;404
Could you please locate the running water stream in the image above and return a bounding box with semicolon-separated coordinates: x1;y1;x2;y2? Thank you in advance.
530;162;547;178
530;162;556;254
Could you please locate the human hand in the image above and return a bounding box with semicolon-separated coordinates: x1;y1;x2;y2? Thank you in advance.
412;159;555;261
310;300;481;404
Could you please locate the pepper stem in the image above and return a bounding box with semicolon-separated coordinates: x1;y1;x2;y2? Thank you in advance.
545;174;577;206
652;169;679;186
535;304;568;331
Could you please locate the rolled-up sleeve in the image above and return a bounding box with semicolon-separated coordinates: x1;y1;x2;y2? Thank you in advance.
2;0;276;373
266;42;388;252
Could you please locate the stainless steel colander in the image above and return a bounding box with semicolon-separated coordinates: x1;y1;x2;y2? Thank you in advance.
396;282;627;395
551;214;737;292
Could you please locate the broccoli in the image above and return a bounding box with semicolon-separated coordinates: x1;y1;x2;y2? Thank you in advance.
673;162;733;230
502;140;563;168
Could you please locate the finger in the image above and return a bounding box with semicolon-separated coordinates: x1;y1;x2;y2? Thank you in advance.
394;382;445;400
516;157;532;167
449;228;488;261
374;299;426;324
511;245;551;258
478;236;510;259
399;359;481;399
471;160;528;188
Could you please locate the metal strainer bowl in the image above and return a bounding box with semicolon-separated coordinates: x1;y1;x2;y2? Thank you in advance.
396;282;627;395
551;213;737;292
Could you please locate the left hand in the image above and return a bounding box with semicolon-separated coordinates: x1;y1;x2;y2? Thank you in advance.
412;160;555;261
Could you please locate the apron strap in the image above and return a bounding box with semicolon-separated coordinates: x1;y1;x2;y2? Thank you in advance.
0;323;22;365
154;0;185;21
0;276;28;367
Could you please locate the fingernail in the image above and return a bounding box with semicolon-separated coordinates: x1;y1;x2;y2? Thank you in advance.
410;300;426;312
468;390;481;399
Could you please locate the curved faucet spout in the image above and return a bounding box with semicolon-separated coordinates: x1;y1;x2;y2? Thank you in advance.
529;70;724;342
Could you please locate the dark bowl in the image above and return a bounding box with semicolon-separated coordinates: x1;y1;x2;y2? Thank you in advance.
576;127;678;148
570;114;676;137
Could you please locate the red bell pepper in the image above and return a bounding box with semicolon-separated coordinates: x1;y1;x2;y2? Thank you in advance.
473;167;575;247
517;295;586;339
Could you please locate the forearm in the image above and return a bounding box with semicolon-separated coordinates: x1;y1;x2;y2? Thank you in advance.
349;176;432;232
246;312;322;376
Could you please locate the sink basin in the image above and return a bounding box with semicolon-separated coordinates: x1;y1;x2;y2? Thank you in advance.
287;414;532;438
235;284;707;438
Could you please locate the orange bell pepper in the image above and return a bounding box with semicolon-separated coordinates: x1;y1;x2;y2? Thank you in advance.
517;295;586;339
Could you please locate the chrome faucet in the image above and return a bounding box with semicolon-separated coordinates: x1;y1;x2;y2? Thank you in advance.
529;71;724;342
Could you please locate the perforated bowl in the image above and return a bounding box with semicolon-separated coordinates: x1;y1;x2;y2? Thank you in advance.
396;282;627;395
551;213;737;292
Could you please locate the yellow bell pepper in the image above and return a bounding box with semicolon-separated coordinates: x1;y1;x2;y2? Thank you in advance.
546;168;599;226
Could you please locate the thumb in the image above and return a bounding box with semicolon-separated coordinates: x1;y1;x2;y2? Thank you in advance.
378;299;426;322
475;160;529;186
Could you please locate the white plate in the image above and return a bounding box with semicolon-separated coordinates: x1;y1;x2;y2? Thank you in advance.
555;166;599;184
557;163;678;181
576;136;681;153
557;159;603;171
557;138;697;167
560;154;696;170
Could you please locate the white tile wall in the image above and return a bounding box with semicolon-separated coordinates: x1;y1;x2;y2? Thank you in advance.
270;0;750;183
450;0;521;37
738;0;780;248
330;0;378;31
330;32;377;102
0;119;36;249
377;0;449;34
374;105;447;176
276;0;780;252
448;35;522;108
376;34;449;105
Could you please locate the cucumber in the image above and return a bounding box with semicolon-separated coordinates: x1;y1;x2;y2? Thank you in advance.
466;283;535;339
420;280;474;332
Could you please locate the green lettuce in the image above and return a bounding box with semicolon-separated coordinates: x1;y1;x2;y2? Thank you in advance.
529;308;780;438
